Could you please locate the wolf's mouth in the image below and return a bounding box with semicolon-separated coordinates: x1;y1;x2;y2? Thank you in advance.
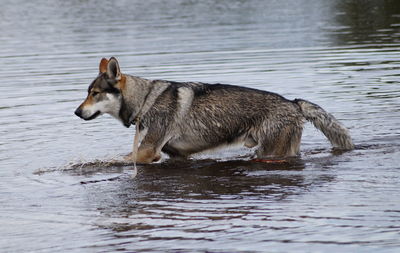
85;111;101;120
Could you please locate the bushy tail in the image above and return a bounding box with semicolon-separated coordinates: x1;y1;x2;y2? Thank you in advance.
295;99;354;150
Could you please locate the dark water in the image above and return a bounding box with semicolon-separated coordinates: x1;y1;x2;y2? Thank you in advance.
1;0;400;252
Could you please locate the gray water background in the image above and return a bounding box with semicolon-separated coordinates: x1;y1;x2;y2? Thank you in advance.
1;0;400;252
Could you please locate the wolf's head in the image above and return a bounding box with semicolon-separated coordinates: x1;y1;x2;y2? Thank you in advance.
75;57;125;122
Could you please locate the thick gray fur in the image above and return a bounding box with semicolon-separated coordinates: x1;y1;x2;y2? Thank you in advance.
75;57;354;162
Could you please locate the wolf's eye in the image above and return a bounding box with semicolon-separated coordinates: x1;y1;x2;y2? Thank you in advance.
92;91;99;97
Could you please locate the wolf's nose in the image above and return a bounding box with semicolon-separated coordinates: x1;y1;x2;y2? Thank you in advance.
74;108;82;118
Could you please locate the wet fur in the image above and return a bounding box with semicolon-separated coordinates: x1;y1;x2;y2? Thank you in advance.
75;57;354;163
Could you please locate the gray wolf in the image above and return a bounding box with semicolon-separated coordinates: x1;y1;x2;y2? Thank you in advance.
75;57;354;163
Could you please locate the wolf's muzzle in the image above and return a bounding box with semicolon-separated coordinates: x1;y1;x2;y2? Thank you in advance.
74;107;83;118
75;107;101;121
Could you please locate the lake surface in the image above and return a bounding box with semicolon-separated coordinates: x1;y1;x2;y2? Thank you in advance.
1;0;400;252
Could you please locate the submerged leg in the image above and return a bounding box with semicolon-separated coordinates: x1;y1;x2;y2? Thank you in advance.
136;145;162;163
124;124;166;164
244;134;258;148
256;124;303;158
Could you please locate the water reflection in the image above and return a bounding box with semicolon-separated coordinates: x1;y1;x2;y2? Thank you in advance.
71;158;337;211
73;159;327;232
79;159;307;197
332;0;400;45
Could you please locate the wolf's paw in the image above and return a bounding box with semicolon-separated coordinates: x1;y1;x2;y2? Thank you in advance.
123;153;133;161
123;150;161;164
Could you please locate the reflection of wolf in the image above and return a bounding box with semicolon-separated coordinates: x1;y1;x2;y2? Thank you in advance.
75;57;354;163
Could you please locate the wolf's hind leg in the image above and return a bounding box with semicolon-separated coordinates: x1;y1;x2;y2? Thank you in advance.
256;124;302;158
244;134;257;148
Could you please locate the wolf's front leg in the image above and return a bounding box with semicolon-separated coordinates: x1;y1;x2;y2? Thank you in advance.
124;144;161;164
136;145;162;164
124;124;169;164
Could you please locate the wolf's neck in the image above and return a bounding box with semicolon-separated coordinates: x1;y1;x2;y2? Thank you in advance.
119;75;170;127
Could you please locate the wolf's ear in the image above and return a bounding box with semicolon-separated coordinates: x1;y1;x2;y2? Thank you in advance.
99;58;109;73
106;57;121;81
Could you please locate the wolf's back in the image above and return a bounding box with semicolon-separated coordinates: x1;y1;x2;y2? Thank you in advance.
295;99;354;150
